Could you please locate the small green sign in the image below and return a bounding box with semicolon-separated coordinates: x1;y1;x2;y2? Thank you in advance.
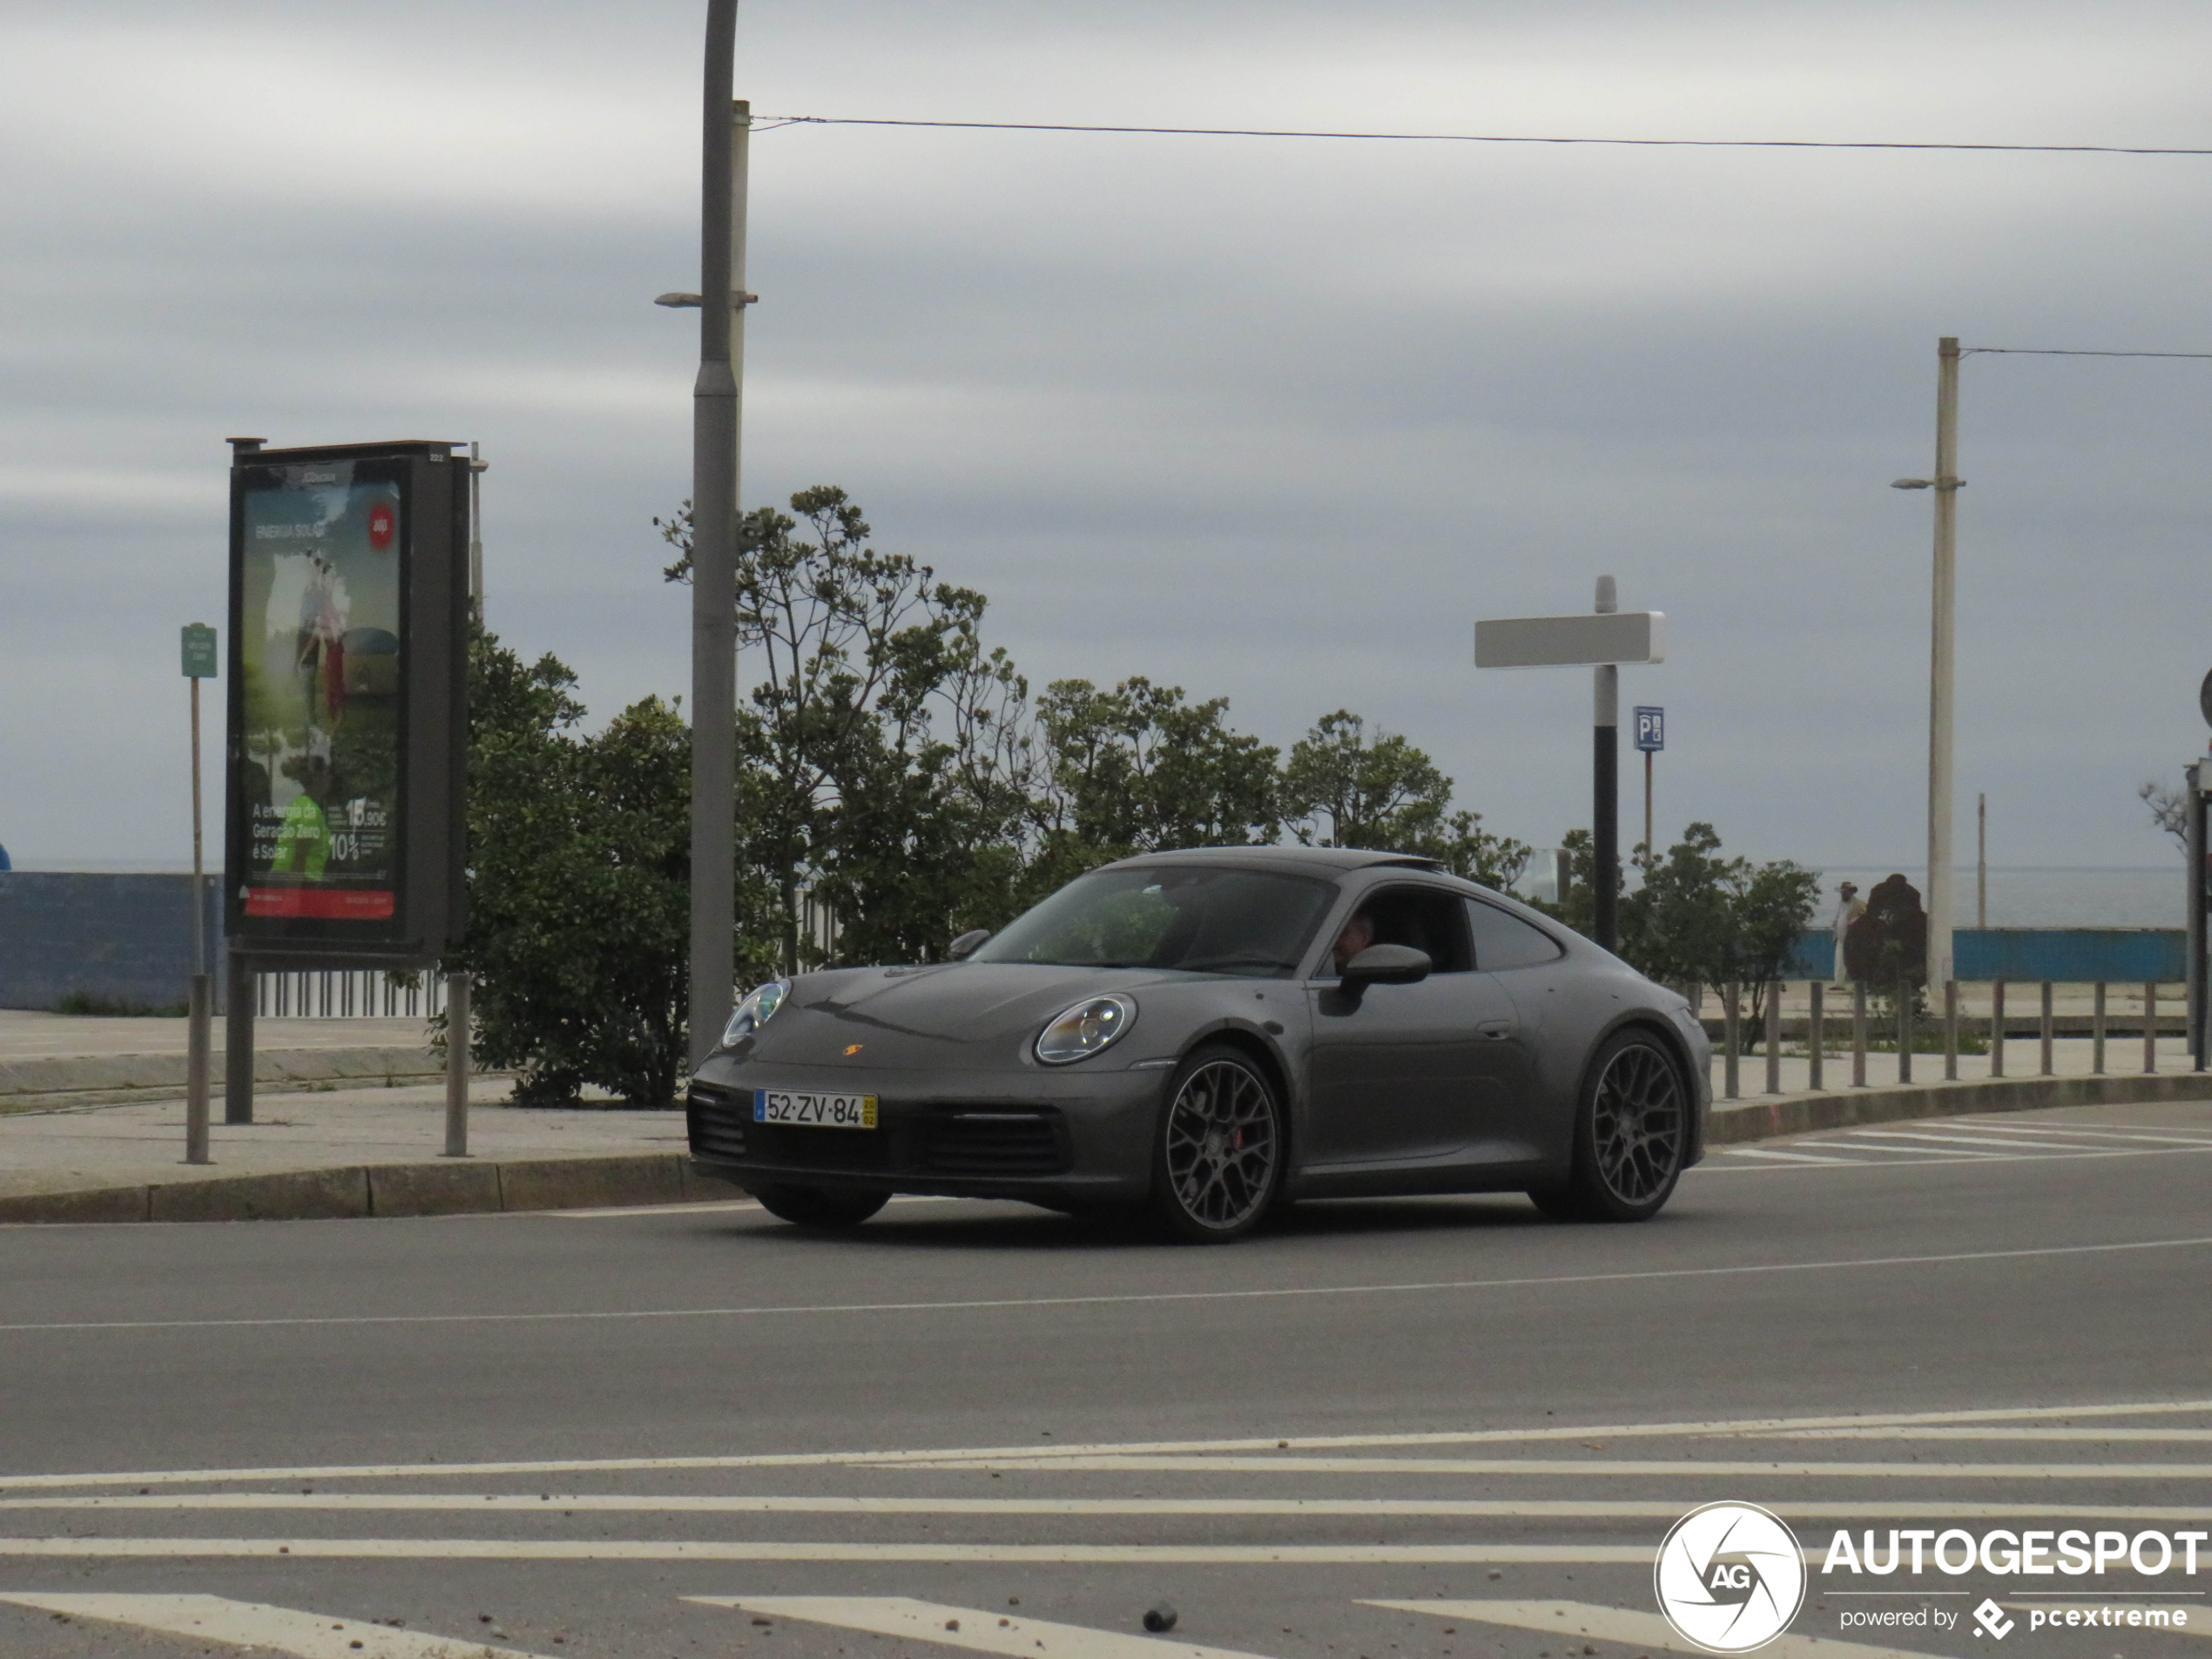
181;623;218;679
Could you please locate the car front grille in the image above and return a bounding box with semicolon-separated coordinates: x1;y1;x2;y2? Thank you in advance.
921;1109;1068;1177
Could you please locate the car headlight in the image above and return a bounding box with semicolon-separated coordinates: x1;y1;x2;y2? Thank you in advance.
1035;995;1136;1066
720;979;790;1049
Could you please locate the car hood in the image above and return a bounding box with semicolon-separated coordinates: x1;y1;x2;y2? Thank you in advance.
732;961;1190;1071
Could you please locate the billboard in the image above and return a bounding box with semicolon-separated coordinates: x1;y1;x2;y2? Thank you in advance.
226;442;468;962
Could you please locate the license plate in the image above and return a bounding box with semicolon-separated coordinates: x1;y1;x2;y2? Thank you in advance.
753;1089;879;1130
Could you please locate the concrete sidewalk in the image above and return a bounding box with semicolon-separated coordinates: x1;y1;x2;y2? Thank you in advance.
0;1009;450;1113
0;1076;735;1223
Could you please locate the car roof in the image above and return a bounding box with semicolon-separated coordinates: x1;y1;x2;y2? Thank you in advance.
1099;845;1443;877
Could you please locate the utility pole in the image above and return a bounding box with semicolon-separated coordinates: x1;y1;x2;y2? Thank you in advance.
1976;792;1986;928
1926;337;1962;989
688;0;741;1069
1593;576;1619;950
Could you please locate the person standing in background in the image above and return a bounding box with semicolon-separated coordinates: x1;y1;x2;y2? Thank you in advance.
1831;881;1865;988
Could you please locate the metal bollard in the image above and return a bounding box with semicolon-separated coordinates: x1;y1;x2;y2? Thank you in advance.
1897;981;1912;1084
2094;981;2107;1074
1809;981;1825;1093
1723;981;1741;1101
1944;978;1959;1081
2040;981;2054;1076
1764;982;1782;1095
2145;981;2158;1073
1851;981;1867;1087
1991;979;2006;1078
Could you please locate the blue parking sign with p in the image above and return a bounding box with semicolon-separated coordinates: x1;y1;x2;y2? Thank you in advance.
1634;706;1664;752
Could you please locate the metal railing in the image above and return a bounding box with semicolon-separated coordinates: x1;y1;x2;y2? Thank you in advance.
253;969;444;1021
1715;978;2182;1100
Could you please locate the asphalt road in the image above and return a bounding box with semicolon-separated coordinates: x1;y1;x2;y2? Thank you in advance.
3;1100;2209;1659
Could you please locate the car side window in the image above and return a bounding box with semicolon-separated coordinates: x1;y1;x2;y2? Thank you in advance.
1464;899;1563;970
1318;885;1474;976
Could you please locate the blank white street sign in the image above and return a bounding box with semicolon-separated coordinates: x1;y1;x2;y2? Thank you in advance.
1474;611;1666;668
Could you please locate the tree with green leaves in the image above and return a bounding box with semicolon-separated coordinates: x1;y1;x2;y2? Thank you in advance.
1283;710;1529;888
448;624;691;1104
1616;822;1819;1037
662;485;1038;974
1024;677;1283;899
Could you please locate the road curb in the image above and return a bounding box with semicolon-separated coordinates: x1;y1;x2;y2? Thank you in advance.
2;1070;2207;1224
0;1154;751;1226
1707;1069;2212;1144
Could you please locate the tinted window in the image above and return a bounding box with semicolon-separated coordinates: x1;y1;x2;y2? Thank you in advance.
1465;899;1562;970
974;866;1334;977
1317;886;1473;977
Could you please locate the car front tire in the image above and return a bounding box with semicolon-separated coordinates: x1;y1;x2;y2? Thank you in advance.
1529;1028;1688;1223
1148;1043;1285;1244
750;1184;892;1230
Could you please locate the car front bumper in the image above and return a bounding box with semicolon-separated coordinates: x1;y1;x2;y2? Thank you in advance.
685;1059;1168;1204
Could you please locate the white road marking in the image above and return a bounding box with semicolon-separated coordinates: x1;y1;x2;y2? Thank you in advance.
0;1537;1658;1563
1948;1123;2212;1145
891;1454;2212;1480
9;1494;2211;1521
0;1591;550;1657
687;1595;1273;1659
8;1397;2209;1491
1784;1426;2212;1443
1715;1148;1862;1164
1366;1598;1942;1659
7;1231;2210;1337
1846;1130;2121;1153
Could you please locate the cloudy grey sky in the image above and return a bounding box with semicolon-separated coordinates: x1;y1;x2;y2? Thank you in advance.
4;0;2209;881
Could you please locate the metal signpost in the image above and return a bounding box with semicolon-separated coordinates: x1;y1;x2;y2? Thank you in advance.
2190;668;2212;1071
181;623;218;1164
223;438;472;1133
1633;705;1664;855
1475;579;1666;950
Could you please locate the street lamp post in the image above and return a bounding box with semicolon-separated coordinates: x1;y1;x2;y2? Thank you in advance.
686;1;740;1069
1892;335;1964;991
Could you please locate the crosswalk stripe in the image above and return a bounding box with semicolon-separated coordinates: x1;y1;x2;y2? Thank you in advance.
1785;1426;2212;1443
1948;1123;2212;1145
0;1537;1662;1563
8;1397;2212;1492
893;1454;2212;1479
685;1595;1273;1659
1847;1130;2116;1153
0;1592;552;1657
8;1494;2210;1521
1365;1598;1943;1659
1789;1139;2009;1157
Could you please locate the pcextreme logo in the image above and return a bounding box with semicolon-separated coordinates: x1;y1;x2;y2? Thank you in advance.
1654;1502;1809;1653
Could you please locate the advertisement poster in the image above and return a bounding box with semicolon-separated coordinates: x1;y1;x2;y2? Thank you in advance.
235;461;404;923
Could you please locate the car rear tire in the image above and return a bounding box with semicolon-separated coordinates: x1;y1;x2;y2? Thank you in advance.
750;1184;891;1230
1528;1028;1688;1223
1148;1044;1285;1244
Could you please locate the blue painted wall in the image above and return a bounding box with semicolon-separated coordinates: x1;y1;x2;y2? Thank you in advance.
0;873;224;1010
1779;927;2186;983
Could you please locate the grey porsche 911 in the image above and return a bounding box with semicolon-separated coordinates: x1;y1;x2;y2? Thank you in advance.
686;846;1711;1243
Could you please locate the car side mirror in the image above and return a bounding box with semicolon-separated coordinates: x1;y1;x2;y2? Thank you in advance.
947;928;991;961
1342;943;1431;988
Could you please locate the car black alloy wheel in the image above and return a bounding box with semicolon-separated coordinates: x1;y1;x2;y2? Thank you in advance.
1532;1029;1687;1223
1151;1044;1283;1243
749;1184;892;1230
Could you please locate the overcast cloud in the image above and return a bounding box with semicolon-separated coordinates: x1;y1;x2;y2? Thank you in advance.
3;0;2209;882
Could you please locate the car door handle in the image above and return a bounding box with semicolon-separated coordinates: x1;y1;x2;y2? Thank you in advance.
1477;1020;1515;1041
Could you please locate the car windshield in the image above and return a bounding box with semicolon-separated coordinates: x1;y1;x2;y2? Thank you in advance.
971;865;1335;977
